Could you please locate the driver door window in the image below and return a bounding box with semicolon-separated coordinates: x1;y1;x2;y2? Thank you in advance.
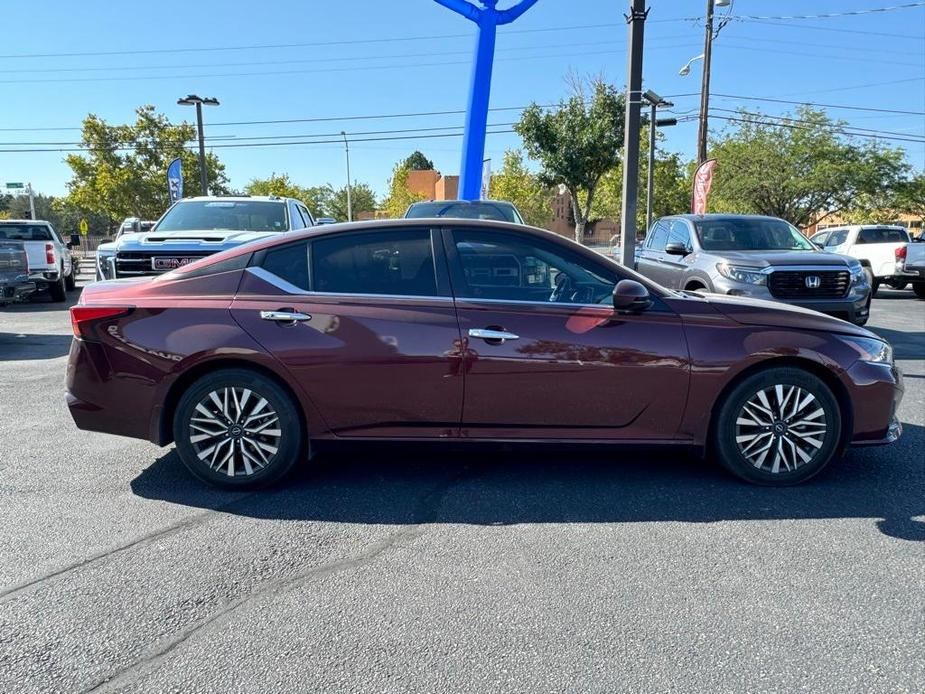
449;229;615;305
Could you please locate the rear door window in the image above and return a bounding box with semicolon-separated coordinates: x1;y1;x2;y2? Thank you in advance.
310;229;439;297
0;224;53;241
261;242;309;291
857;227;909;244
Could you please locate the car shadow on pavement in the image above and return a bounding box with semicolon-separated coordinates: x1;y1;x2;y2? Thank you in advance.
0;332;72;360
131;423;925;542
868;326;925;361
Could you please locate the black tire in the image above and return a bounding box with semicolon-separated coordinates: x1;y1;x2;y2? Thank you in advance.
64;269;76;291
713;367;843;486
913;283;925;299
886;280;908;290
48;275;67;302
173;368;304;489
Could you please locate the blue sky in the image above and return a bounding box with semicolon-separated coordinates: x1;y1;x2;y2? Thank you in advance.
2;0;923;200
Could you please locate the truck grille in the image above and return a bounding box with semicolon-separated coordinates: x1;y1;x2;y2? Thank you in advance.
114;251;212;277
768;270;850;299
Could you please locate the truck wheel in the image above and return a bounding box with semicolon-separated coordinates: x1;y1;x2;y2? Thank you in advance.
65;270;76;291
870;278;880;298
913;283;925;299
48;276;67;302
886;280;908;290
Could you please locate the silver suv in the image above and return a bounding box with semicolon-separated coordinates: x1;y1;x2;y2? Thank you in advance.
636;214;871;325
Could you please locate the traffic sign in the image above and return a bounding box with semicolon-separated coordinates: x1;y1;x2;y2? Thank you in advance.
5;182;24;189
79;219;89;236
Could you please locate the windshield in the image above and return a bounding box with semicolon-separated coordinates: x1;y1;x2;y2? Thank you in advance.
154;200;288;233
695;218;814;251
0;223;52;241
405;201;523;224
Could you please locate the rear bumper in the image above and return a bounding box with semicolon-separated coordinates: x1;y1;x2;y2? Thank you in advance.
0;279;36;302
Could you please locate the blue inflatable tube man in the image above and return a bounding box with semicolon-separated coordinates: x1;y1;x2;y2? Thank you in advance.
434;0;540;200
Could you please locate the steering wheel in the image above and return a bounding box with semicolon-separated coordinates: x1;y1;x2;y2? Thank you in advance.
550;273;572;303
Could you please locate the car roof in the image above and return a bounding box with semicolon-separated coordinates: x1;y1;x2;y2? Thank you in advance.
408;199;516;207
815;224;906;231
0;219;51;225
665;214;788;223
178;195;294;203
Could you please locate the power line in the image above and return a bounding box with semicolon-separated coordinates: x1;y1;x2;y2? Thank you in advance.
709;114;925;144
710;108;925;139
731;2;925;21
708;92;925;117
715;39;923;68
743;18;925;39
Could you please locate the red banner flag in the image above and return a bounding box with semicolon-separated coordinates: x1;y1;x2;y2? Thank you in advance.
691;159;717;215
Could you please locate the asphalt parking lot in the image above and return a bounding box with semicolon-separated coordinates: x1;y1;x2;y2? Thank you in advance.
0;285;922;693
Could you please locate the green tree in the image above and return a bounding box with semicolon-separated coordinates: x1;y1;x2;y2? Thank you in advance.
489;150;553;227
515;77;625;242
894;173;925;223
64;105;229;230
322;183;377;221
708;106;907;227
383;163;426;218
403;150;435;171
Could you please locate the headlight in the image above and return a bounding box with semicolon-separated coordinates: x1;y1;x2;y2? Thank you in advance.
841;336;893;364
96;250;115;279
849;263;867;286
716;263;767;285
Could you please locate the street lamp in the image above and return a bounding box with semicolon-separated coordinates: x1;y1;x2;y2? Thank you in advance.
678;53;704;77
177;95;219;196
341;131;353;222
642;91;676;230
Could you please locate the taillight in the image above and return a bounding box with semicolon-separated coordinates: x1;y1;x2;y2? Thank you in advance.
895;246;907;261
70;306;132;339
45;243;54;265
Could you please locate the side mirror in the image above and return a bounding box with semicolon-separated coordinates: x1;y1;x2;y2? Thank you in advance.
664;241;690;256
613;279;652;314
131;220;142;233
69;233;81;248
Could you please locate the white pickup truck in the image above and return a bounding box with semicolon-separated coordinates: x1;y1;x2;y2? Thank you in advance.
0;219;76;302
810;224;910;296
897;239;925;299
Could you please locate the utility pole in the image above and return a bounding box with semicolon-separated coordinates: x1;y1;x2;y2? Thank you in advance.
341;131;353;222
26;183;36;220
177;95;219;196
619;0;647;268
696;0;715;165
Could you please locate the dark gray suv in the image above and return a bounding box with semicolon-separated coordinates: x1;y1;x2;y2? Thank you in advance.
636;214;871;325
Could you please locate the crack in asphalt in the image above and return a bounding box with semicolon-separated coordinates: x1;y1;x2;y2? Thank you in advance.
83;464;479;694
0;492;257;604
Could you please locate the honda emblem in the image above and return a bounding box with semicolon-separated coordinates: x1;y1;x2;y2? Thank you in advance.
805;275;821;289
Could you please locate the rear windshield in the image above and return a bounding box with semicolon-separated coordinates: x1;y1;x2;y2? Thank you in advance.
695;218;814;251
857;227;909;244
0;224;52;241
405;201;523;224
155;200;288;233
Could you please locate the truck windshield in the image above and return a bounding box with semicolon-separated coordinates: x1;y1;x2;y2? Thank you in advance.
695;219;814;251
155;201;288;232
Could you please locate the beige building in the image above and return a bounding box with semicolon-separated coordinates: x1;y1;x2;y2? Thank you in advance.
406;170;459;201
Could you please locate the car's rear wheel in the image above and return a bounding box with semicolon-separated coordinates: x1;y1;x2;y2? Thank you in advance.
913;283;925;299
64;269;76;291
713;367;842;485
173;368;303;489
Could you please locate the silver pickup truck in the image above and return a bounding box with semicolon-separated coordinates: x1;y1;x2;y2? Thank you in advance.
897;239;925;299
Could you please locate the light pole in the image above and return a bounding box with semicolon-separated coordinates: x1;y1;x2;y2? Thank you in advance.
641;90;675;231
341;131;353;222
177;95;219;196
618;0;647;268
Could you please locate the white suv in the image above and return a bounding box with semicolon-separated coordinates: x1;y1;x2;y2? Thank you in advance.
811;225;910;295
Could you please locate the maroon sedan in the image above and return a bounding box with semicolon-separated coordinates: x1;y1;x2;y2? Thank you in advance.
66;220;903;488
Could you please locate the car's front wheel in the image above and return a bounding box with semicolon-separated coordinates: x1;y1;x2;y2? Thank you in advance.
713;367;842;485
173;368;304;489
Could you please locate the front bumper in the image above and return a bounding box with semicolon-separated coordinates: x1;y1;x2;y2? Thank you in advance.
712;277;870;322
845;360;904;446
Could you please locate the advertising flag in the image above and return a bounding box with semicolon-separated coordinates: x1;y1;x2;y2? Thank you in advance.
480;158;491;200
691;159;717;215
167;158;184;204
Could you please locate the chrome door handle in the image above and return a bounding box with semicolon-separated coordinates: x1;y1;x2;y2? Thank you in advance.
468;328;519;342
260;310;312;322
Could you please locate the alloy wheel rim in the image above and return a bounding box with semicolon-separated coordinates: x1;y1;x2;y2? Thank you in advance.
188;387;281;477
735;384;827;474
